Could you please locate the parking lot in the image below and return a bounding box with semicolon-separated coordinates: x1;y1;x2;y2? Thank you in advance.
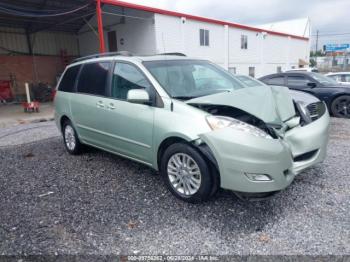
0;118;349;256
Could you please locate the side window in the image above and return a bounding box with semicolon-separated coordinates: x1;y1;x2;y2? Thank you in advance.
241;35;248;49
77;62;110;96
344;75;350;82
111;63;151;100
266;76;285;85
199;29;209;46
58;65;81;92
287;76;310;86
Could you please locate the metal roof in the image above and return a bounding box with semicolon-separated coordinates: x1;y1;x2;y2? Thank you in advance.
0;0;96;33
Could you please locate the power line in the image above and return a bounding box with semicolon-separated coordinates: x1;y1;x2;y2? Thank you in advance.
0;2;93;17
311;32;350;37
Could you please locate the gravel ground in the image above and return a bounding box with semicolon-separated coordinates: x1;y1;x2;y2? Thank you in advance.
0;119;349;257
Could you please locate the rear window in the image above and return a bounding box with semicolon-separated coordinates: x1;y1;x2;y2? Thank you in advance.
58;65;81;92
77;62;110;96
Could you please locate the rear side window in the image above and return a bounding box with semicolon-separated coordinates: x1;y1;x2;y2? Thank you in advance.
287;76;310;86
266;76;285;85
77;62;110;96
58;65;80;92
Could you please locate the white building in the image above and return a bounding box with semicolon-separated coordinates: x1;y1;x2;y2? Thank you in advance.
78;2;311;78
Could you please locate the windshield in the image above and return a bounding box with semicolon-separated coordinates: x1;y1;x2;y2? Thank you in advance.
236;75;265;87
143;60;245;99
311;72;338;85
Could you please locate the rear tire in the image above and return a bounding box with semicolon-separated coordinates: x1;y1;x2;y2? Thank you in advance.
62;120;82;155
160;143;217;203
331;95;350;118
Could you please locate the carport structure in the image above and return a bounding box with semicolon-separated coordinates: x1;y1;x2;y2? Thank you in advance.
0;0;160;97
0;0;138;54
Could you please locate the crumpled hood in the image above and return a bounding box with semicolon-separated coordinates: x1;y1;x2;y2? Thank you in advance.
186;85;295;125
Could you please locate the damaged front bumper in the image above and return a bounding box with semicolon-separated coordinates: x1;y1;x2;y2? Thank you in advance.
199;108;330;193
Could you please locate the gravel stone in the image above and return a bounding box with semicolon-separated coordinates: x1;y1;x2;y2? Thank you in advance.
0;118;349;255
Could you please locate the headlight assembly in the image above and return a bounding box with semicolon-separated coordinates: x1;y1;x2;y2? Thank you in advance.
206;115;272;139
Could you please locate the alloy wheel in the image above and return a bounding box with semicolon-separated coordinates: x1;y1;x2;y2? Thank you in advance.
334;97;350;118
167;153;202;196
64;125;76;151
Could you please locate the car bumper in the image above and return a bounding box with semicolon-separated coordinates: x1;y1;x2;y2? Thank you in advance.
199;110;330;193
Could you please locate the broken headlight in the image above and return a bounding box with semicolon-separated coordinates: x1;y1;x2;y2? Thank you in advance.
206;115;272;139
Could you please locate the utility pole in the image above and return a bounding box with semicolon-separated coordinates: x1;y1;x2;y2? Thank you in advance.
315;30;319;52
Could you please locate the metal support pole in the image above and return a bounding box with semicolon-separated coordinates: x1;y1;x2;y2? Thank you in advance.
96;0;105;53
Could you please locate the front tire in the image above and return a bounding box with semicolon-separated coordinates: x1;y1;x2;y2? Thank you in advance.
62;120;82;155
331;95;350;118
160;143;217;203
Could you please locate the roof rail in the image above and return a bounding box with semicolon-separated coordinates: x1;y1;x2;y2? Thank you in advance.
158;52;186;57
73;51;133;63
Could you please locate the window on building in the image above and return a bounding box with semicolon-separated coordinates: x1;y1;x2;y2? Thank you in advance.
248;67;255;77
111;63;151;100
228;67;236;74
241;35;248;49
287;76;310;86
266;76;285;85
277;66;282;73
77;62;110;96
58;65;81;92
200;29;209;46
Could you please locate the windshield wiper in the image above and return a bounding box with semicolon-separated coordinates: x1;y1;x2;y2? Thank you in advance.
172;96;196;101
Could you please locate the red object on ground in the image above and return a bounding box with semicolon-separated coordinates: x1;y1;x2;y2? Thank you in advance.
22;101;40;113
0;80;13;100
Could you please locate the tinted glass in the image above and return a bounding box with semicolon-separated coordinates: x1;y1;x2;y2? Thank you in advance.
266;76;284;85
111;63;151;100
77;62;110;96
310;72;338;85
144;60;244;99
287;76;310;86
58;65;80;92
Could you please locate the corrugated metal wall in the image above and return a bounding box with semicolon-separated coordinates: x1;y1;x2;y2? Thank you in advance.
0;26;79;56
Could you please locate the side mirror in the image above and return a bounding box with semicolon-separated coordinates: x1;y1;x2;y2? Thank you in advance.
307;82;317;88
127;89;150;104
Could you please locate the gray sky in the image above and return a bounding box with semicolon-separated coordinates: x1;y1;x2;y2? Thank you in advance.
123;0;350;51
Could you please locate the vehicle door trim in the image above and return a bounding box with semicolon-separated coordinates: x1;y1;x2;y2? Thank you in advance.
76;123;151;149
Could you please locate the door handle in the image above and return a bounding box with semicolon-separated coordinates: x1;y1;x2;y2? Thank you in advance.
107;103;116;110
96;101;104;108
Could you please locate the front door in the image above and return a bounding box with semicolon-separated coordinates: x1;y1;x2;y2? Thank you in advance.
99;62;155;164
108;31;118;52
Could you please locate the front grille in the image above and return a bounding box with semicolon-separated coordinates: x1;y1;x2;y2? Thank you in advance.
293;149;318;162
306;102;326;121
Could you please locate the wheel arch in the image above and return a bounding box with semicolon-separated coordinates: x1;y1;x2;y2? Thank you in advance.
156;135;219;175
156;136;189;170
60;115;71;132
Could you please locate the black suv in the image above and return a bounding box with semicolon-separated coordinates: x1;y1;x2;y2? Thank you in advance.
259;72;350;118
